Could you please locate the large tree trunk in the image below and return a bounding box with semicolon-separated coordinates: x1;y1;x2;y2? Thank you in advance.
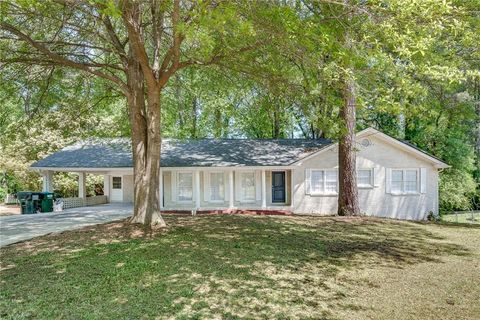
338;76;360;216
126;60;165;228
474;77;480;185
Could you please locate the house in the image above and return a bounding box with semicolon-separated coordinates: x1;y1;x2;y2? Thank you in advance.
30;128;449;220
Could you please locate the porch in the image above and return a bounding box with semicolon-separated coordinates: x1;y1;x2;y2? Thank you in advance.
39;168;294;212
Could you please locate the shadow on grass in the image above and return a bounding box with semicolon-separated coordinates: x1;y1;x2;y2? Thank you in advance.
0;215;472;319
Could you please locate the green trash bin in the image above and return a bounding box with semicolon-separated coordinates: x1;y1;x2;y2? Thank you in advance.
17;192;37;214
17;192;54;214
40;192;54;213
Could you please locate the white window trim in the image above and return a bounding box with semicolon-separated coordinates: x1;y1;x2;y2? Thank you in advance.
357;168;374;189
209;171;225;203
176;170;194;203
310;169;338;196
240;171;256;203
390;168;420;195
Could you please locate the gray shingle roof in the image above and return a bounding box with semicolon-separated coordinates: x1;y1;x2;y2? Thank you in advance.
31;138;333;169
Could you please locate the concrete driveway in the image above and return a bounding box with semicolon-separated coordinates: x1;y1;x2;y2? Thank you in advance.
0;203;133;247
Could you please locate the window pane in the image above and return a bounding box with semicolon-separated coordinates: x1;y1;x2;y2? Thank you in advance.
405;170;418;192
112;177;122;189
325;170;337;192
242;172;255;201
311;170;324;193
392;170;403;182
405;181;417;192
391;181;403;193
357;169;372;186
405;170;417;181
210;172;224;201
178;173;193;201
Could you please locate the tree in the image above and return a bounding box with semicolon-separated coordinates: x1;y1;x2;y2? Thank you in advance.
1;0;263;227
284;0;477;215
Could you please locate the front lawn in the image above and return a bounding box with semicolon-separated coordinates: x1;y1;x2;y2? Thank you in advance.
1;214;479;319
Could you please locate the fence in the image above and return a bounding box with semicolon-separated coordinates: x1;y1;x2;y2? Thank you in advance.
441;211;480;224
61;195;108;210
4;194;16;205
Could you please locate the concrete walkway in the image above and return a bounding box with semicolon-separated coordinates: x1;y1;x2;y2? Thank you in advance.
0;203;133;247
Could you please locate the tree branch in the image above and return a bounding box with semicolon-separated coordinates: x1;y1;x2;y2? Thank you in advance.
121;1;158;91
0;21;129;95
158;0;184;88
102;15;129;66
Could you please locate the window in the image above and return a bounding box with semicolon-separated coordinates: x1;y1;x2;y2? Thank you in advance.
177;172;193;201
310;169;338;194
357;169;373;188
112;177;122;189
241;172;256;201
391;169;418;194
210;172;225;202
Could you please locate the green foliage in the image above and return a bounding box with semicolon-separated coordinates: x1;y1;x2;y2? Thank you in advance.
439;170;477;214
0;0;478;212
0;64;128;196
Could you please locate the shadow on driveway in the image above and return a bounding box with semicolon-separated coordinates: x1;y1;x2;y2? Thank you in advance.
0;203;133;247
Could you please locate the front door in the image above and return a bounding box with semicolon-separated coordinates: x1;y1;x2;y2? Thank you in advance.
110;176;123;202
272;171;286;203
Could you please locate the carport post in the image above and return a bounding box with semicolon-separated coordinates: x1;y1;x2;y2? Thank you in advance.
159;169;164;209
103;175;110;203
78;172;86;202
194;170;201;210
42;170;54;192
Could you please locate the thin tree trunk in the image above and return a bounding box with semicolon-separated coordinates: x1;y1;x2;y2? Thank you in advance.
191;97;197;138
273;106;280;138
338;76;360;216
214;108;222;138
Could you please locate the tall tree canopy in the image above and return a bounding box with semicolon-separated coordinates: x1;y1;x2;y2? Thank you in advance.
1;0;272;227
1;0;478;222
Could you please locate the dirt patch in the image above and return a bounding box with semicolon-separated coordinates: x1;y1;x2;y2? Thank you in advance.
0;204;20;216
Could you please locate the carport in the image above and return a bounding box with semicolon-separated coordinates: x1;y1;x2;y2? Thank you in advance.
30;138;135;208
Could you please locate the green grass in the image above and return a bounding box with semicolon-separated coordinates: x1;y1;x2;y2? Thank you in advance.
441;211;480;224
1;214;479;319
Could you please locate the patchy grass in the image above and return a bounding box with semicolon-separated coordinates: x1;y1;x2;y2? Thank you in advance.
441;211;480;224
1;215;479;319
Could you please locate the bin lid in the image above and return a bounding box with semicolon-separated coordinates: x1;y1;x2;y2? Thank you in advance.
17;191;35;200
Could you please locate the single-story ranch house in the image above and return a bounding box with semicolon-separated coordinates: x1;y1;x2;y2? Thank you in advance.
31;128;449;220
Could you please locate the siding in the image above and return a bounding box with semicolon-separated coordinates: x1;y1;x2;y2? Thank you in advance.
122;175;134;203
292;135;439;220
114;135;440;220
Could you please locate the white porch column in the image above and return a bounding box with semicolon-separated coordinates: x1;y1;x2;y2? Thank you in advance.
261;169;267;208
290;170;295;209
195;170;201;209
229;170;234;208
103;174;110;203
42;170;54;192
78;172;86;201
159;169;164;209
